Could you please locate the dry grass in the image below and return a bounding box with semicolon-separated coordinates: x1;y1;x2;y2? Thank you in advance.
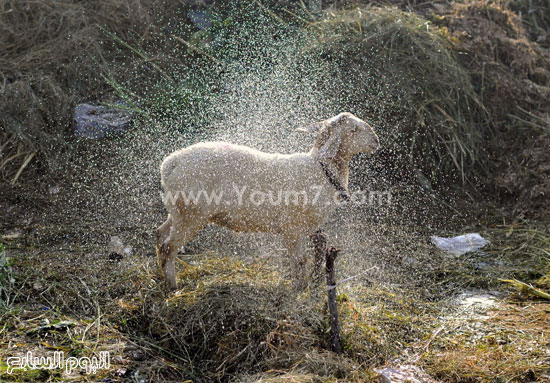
416;221;550;382
1;210;549;382
1;0;548;204
413;221;550;294
1;5;549;382
0;310;128;381
0;0;181;182
486;223;550;286
117;254;415;381
0;0;496;188
305;6;488;184
3;247;402;381
442;0;550;215
421;301;550;383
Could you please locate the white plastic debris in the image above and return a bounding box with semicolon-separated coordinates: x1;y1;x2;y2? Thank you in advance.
431;233;489;255
375;365;439;383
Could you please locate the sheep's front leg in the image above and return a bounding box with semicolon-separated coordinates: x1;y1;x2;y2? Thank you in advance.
284;236;308;291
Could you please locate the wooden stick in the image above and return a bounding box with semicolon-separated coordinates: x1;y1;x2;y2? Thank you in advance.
326;247;342;354
310;230;327;284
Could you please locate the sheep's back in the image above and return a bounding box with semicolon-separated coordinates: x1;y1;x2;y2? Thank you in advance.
162;142;316;190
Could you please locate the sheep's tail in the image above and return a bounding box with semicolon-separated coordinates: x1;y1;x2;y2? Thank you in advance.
160;155;178;190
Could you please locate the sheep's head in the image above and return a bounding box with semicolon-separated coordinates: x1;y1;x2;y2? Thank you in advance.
298;112;380;161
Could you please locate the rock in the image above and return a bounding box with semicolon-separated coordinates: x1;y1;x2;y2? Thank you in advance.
74;103;133;139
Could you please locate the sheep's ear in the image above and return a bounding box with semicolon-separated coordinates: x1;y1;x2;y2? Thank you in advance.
296;122;324;134
318;129;341;159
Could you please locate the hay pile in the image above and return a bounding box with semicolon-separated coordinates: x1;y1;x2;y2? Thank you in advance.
117;256;377;382
0;1;496;187
304;6;488;184
443;0;550;216
0;0;181;182
8;244;432;382
303;1;550;212
2;0;549;210
446;1;550;125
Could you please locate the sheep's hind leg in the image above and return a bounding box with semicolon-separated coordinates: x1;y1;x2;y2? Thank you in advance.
158;216;203;291
155;216;172;257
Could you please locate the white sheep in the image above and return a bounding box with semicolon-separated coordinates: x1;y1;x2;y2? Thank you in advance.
156;112;380;290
